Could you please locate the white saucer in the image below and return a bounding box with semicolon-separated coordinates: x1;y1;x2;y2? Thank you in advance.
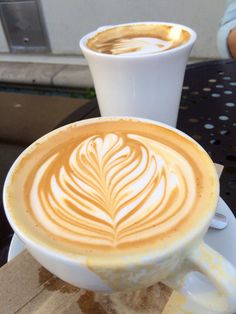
7;197;236;313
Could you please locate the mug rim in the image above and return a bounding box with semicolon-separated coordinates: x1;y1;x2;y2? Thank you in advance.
3;116;218;267
79;21;197;60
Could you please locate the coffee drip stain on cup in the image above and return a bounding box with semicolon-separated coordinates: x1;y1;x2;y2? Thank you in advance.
87;24;190;55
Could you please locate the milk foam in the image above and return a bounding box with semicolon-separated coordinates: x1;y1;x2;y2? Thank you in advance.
28;132;196;248
86;24;191;56
101;37;172;55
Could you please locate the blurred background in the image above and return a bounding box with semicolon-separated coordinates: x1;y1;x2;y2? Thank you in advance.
0;0;227;87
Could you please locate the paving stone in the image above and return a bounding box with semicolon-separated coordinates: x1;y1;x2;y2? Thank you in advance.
52;64;93;87
0;62;64;85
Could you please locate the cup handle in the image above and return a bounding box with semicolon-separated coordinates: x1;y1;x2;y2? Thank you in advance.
163;242;236;313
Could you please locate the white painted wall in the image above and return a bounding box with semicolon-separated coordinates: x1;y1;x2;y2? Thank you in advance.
40;0;226;59
0;0;228;59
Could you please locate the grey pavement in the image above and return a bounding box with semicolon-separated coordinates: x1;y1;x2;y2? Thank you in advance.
0;62;94;87
0;58;208;88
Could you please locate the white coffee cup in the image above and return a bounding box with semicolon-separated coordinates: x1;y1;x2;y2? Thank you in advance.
80;22;196;127
3;117;236;313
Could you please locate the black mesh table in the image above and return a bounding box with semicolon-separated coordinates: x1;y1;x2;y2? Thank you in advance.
178;59;236;216
58;59;236;216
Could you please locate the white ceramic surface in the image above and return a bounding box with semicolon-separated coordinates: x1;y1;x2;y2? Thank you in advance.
164;197;236;314
80;22;197;127
8;197;236;313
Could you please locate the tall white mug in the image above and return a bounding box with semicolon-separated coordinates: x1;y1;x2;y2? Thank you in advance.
80;22;197;127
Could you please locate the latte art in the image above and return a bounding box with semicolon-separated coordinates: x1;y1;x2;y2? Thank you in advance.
87;24;190;55
28;132;196;249
96;37;173;56
93;37;174;55
6;118;217;256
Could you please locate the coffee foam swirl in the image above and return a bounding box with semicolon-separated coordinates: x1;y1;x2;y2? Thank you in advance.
87;24;191;55
94;37;173;56
29;132;196;250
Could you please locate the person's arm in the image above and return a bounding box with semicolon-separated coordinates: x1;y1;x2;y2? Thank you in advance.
227;28;236;57
217;0;236;58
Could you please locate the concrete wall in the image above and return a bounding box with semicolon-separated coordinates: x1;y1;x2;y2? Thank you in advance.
41;0;226;59
0;0;227;61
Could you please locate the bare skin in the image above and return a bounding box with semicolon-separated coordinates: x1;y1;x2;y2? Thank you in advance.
228;28;236;58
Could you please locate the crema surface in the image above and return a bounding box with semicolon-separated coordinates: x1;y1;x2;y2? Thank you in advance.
6;118;218;256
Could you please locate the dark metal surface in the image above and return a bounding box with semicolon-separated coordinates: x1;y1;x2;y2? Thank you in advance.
177;59;236;215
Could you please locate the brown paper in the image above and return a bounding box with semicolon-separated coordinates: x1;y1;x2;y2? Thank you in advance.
0;250;172;313
0;164;223;313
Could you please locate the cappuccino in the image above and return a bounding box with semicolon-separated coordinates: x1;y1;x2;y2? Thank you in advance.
87;24;190;55
5;118;218;257
6;118;236;313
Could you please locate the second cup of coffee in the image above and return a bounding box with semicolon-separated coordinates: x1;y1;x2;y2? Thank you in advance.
80;22;197;127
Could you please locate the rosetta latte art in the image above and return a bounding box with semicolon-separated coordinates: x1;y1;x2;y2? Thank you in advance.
30;133;196;249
